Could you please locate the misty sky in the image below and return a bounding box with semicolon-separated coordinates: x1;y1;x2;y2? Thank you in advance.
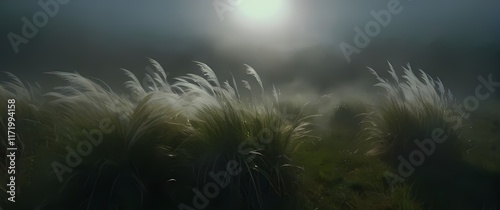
0;0;499;96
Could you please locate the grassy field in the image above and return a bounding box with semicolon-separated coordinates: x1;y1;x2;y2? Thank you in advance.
295;103;500;210
0;60;499;209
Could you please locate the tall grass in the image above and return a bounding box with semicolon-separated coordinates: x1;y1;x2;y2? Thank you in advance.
361;62;465;166
361;63;500;209
0;73;56;207
0;59;315;209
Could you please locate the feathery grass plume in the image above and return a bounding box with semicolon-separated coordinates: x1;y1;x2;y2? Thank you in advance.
119;60;315;208
189;99;313;209
195;61;220;88
146;57;167;81
223;80;236;97
0;60;316;209
44;71;135;129
242;80;252;91
35;71;198;209
362;65;500;209
245;64;264;91
272;84;280;105
0;72;48;147
166;62;315;209
122;68;147;101
362;63;465;167
144;58;172;93
2;72;31;101
0;73;56;208
122;58;173;102
25;71;137;207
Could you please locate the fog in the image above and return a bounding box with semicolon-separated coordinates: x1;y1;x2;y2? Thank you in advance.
1;1;500;209
0;0;499;100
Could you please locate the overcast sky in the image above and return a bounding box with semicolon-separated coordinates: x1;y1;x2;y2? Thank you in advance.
0;0;499;95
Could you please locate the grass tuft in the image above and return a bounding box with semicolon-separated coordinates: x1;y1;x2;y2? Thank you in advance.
362;63;465;166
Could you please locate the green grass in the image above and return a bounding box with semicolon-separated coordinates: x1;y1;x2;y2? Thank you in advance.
0;60;316;209
0;61;498;209
359;63;499;209
361;63;465;166
294;113;423;210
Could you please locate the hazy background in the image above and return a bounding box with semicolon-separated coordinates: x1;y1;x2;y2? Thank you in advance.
0;0;499;100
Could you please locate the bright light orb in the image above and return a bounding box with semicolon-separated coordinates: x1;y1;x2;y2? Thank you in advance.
237;0;288;22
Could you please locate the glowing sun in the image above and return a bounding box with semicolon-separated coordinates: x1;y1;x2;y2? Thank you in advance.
236;0;288;23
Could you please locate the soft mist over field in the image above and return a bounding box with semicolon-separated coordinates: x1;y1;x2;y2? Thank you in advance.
0;1;499;209
1;0;499;98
